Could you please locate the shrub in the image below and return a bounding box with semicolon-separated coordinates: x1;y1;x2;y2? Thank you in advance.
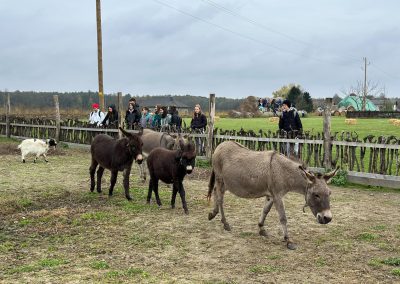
330;169;347;186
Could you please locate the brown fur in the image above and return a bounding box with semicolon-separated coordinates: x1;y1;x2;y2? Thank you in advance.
89;127;143;200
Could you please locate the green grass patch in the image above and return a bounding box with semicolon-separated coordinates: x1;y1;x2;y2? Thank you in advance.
249;265;279;274
105;267;149;280
392;268;400;276
357;232;379;242
381;257;400;266
368;259;383;268
90;260;110;270
371;225;387;231
315;257;327;267
0;241;15;252
39;258;69;268
265;255;281;260
196;159;211;168
6;264;39;274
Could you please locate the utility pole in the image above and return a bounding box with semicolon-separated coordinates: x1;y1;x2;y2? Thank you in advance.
96;0;105;111
362;57;368;111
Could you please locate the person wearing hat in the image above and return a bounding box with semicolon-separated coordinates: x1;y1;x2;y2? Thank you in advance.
279;99;303;133
88;103;105;127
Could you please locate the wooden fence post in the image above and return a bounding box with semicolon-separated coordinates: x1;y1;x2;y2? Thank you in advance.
206;93;216;160
53;95;61;142
117;92;123;138
5;92;11;138
323;97;332;169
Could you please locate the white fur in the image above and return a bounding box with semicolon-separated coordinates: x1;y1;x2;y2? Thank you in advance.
17;139;52;163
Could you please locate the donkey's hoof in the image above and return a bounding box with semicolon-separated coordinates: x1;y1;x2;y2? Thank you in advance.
287;242;297;250
184;208;189;215
223;223;231;231
259;229;268;237
208;212;215;220
126;196;133;201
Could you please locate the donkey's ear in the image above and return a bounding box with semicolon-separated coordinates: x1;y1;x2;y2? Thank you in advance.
299;165;315;184
175;150;182;160
324;166;340;183
179;138;185;150
119;127;132;137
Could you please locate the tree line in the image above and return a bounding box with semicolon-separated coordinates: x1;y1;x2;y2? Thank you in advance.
0;91;243;112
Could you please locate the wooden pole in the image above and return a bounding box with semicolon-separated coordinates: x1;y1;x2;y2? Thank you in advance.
53;95;61;142
96;0;105;111
5;92;10;138
117;92;123;138
323;97;332;169
206;93;216;160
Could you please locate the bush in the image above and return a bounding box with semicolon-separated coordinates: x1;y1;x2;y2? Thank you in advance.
330;169;347;187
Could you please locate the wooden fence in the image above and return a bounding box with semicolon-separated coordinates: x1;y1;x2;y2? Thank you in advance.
1;93;399;188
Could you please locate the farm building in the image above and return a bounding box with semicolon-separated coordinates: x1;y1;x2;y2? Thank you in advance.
338;93;378;111
136;96;191;115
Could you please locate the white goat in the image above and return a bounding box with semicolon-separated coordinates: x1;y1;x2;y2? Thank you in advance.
18;138;57;163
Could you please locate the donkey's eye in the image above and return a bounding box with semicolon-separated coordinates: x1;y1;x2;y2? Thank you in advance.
314;194;320;199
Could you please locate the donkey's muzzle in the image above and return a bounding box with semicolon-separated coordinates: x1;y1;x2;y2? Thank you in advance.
317;210;332;224
136;154;143;164
186;165;193;174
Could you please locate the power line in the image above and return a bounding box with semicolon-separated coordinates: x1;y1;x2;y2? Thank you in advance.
200;0;312;47
370;63;400;79
151;0;332;64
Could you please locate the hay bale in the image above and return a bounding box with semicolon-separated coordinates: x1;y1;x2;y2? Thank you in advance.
268;117;279;123
389;118;397;124
393;120;400;126
345;118;357;125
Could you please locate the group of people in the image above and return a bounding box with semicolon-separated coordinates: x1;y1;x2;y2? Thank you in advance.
88;99;208;134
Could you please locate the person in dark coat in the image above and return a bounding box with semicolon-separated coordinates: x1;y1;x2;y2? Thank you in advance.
101;104;119;127
190;104;207;155
279;99;302;133
190;104;207;131
168;105;182;131
125;103;141;129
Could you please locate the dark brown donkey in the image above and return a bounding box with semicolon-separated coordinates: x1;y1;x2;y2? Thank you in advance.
90;127;143;200
146;137;196;214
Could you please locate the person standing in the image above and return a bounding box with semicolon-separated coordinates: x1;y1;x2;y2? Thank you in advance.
279;99;302;133
100;104;119;127
279;99;302;157
190;104;207;155
169;105;182;132
88;103;104;127
125;103;141;129
139;107;152;128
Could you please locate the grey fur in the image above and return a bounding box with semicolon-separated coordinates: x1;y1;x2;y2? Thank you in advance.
208;141;338;250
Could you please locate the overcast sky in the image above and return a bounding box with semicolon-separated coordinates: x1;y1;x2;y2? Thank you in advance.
0;0;399;99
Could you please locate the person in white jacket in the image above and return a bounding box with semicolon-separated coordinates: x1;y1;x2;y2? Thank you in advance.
88;103;104;127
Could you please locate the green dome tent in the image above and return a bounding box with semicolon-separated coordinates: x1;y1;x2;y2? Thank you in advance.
338;94;378;111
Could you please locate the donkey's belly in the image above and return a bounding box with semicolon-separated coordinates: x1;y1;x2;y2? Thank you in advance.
224;178;267;199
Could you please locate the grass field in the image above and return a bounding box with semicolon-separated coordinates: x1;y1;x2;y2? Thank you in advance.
0;138;399;283
184;116;400;138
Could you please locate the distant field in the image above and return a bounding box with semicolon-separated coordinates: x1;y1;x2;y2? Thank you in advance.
184;116;400;138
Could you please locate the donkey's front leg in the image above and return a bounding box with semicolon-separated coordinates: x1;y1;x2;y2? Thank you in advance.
258;196;274;237
123;167;132;201
274;197;296;250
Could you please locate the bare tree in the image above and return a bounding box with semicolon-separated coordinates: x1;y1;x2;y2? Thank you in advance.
340;80;384;99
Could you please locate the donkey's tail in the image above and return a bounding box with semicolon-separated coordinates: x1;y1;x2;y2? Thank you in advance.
207;170;215;202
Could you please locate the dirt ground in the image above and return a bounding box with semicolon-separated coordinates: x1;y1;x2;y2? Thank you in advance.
0;140;399;283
